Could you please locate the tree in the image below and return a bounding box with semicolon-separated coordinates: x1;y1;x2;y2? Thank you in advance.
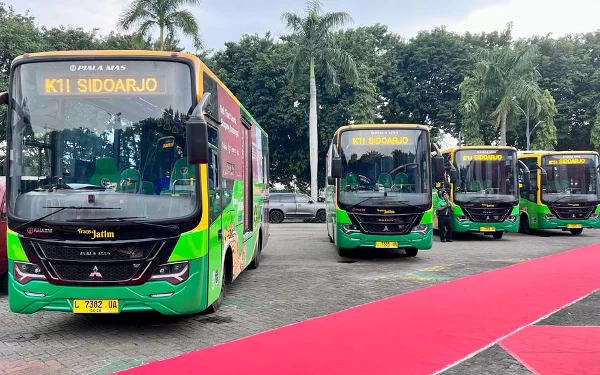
459;44;545;146
590;103;600;152
281;0;358;200
117;0;202;51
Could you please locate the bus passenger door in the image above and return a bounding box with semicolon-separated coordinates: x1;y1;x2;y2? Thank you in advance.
207;130;224;306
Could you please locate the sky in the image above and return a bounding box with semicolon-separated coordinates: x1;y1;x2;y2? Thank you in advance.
6;0;600;53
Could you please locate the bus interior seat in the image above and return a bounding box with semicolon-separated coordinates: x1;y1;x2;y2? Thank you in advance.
156;177;170;195
484;180;493;189
170;158;196;194
469;180;482;191
140;181;155;195
89;157;121;188
378;173;393;189
345;172;358;189
118;168;140;193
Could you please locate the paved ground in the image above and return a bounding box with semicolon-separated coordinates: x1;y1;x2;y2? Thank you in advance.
0;223;598;374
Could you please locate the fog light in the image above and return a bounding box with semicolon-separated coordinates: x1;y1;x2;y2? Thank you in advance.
150;261;189;285
150;293;174;298
24;292;46;297
14;262;46;285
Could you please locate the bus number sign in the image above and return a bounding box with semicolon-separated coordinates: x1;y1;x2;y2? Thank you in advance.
352;136;410;145
42;76;165;95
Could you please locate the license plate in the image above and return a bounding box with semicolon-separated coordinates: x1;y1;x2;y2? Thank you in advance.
376;241;398;249
567;224;582;229
73;299;119;314
480;226;496;232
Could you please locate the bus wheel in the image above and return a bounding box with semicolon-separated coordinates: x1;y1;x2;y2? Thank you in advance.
248;237;261;269
492;231;504;239
269;210;284;224
569;228;583;235
405;248;418;257
316;210;326;223
336;247;350;257
0;274;7;294
207;262;229;313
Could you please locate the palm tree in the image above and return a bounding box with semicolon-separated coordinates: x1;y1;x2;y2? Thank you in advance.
459;45;543;146
117;0;202;51
282;0;358;200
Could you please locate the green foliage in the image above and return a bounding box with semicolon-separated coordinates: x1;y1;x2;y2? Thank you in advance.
117;0;203;51
590;103;600;152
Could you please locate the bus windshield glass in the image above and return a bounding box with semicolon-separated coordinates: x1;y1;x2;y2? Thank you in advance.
337;128;431;208
541;154;599;203
453;149;518;204
8;60;196;223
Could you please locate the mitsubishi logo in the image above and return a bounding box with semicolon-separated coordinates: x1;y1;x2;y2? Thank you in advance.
89;266;102;278
573;214;576;218
383;226;389;232
486;216;490;220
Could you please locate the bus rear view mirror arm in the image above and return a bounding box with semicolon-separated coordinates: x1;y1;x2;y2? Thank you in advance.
186;92;211;165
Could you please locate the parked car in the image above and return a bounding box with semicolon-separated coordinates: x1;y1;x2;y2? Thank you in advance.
0;177;7;293
269;192;326;223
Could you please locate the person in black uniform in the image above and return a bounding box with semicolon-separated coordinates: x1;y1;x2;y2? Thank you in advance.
436;190;453;242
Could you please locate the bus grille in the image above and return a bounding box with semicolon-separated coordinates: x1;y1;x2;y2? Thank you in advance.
549;206;595;220
21;239;167;284
462;207;511;222
349;213;420;235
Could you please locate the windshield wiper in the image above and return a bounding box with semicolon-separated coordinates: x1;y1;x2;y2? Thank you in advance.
15;206;121;231
68;217;180;234
346;196;383;211
460;196;489;204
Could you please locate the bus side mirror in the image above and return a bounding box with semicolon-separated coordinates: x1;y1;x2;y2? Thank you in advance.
0;92;7;105
327;176;335;185
331;158;342;178
448;169;457;183
186;116;209;164
433;156;444;178
540;171;548;185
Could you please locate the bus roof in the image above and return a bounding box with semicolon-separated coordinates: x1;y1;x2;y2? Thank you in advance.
442;145;517;153
518;150;599;157
10;50;267;135
334;123;429;136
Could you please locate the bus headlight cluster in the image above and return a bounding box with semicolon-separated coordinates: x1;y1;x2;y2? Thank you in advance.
590;213;599;219
14;261;46;284
544;214;556;220
455;215;468;222
411;224;429;234
507;215;517;222
150;261;189;285
342;224;360;234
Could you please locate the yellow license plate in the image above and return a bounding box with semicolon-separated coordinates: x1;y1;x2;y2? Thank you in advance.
567;224;582;229
480;226;496;232
376;241;398;249
73;299;119;314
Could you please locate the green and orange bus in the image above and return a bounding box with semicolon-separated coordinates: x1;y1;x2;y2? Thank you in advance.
0;50;269;315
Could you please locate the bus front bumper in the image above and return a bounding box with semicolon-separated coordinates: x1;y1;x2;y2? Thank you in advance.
8;257;208;315
336;224;433;250
536;214;600;230
451;217;519;233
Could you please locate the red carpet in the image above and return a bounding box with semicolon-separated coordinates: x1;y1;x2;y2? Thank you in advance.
500;326;600;375
116;244;600;375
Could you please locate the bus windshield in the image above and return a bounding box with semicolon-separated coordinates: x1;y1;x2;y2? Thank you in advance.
453;149;518;204
541;154;599;203
8;59;197;223
337;128;431;208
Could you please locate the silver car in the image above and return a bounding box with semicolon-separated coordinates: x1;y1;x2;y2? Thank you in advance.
268;193;326;223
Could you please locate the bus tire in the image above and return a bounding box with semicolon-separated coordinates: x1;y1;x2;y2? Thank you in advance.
316;210;326;223
206;250;231;313
569;228;583;235
336;246;349;257
492;231;504;239
0;274;7;294
269;210;284;224
248;235;262;269
405;248;418;257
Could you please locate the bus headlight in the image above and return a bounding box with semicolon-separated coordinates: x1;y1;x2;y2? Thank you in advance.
342;224;360;234
411;224;429;234
456;215;468;222
507;215;517;222
14;261;46;284
150;261;189;285
590;213;599;219
544;214;556;220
